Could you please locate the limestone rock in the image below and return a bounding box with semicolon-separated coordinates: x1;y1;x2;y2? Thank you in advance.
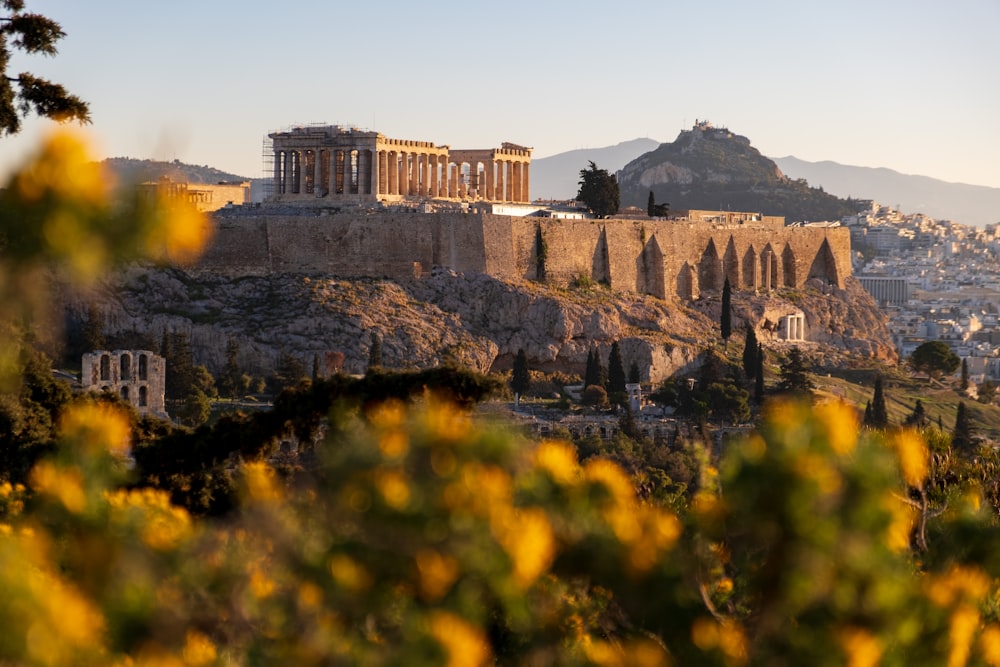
60;266;894;384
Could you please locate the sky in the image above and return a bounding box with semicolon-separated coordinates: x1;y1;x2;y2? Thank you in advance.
3;0;999;188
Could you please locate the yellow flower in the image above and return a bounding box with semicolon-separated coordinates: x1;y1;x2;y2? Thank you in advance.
926;565;991;607
374;468;411;510
369;399;407;430
14;129;111;206
534;440;580;485
840;627;883;667
428;611;491;667
30;461;86;513
492;506;556;588
584;458;635;505
815;400;859;456
793;452;842;496
243;461;282;502
883;492;916;553
949;604;980;667
980;625;1000;666
892;429;929;488
59;402;131;456
182;630;217;667
330;554;372;592
415;548;459;601
691;617;747;665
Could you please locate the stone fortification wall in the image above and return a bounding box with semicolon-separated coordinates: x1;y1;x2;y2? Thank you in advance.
197;208;851;296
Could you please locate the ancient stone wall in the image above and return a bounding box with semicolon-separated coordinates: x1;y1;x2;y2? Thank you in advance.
81;350;167;418
197;209;851;296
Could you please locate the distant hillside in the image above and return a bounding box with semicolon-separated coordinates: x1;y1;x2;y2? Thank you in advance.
530;138;659;200
617;124;863;222
102;158;251;185
772;156;1000;227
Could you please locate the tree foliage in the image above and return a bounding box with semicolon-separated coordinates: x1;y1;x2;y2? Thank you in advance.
866;374;889;429
776;347;814;395
511;348;530;397
0;2;91;134
576;161;619;218
721;277;732;340
742;326;758;379
607;341;626;398
909;341;961;379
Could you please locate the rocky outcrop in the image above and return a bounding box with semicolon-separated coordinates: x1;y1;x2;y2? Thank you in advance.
618;123;863;223
61;266;895;383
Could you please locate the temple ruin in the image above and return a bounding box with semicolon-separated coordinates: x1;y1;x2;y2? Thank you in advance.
267;125;532;204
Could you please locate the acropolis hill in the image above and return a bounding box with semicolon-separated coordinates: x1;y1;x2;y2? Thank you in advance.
74;125;892;383
195;124;851;300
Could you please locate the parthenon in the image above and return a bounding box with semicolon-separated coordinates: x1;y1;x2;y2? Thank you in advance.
268;125;533;204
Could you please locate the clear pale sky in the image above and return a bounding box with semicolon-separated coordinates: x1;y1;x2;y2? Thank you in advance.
3;0;998;188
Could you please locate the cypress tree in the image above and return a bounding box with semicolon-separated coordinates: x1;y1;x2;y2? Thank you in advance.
742;326;758;379
871;375;889;429
607;341;627;396
721;277;732;341
953;401;974;454
511;348;530;398
754;343;765;402
905;399;928;428
628;359;641;384
647;191;656;217
961;358;970;391
368;333;382;371
863;400;873;427
584;349;598;388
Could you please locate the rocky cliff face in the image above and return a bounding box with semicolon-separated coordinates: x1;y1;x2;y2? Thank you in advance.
62;266;895;383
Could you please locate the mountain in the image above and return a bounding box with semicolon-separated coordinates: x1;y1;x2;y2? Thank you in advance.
772;157;1000;227
530;138;659;200
617;124;863;222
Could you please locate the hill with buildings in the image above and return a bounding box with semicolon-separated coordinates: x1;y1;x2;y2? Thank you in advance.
617;123;864;222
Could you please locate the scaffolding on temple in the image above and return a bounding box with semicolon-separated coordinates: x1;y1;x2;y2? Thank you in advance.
260;135;275;202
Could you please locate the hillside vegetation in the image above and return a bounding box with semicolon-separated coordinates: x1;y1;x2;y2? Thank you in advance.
102;157;250;184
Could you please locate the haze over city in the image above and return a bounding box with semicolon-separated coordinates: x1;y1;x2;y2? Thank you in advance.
2;0;998;189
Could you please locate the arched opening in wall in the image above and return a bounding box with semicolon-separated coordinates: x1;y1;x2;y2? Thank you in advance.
318;149;330;195
743;245;759;290
139;386;148;407
782;245;798;287
359;149;372;194
291;151;301;194
349;150;360;194
304;150;315;194
334;150;345;194
100;354;110;382
677;262;698;300
808;238;840;287
761;244;778;290
723;236;739;288
640;235;665;299
121;386;129;402
592;226;611;286
699;239;722;292
120;353;131;380
138;354;148;381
